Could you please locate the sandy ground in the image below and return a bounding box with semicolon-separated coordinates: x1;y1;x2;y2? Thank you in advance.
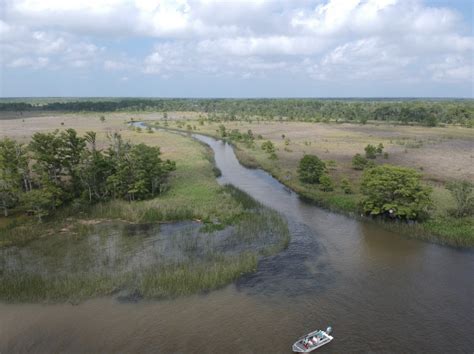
199;120;474;183
1;112;473;183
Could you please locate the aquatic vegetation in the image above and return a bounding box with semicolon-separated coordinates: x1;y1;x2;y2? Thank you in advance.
0;187;290;303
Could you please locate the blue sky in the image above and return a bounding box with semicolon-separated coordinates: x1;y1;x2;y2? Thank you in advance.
1;0;473;98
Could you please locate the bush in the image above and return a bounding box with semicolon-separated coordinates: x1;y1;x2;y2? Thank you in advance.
376;143;384;154
218;124;227;137
352;153;370;170
261;140;275;154
364;144;377;159
340;178;353;194
446;180;474;217
319;174;334;192
298;154;326;184
360;164;432;220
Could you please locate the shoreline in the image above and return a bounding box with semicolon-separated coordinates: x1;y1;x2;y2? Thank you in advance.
146;122;473;249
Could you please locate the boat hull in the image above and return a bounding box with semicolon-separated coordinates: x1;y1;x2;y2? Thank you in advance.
292;329;333;353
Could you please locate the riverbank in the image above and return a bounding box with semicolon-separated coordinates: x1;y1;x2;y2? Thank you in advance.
0;128;289;303
144;120;473;248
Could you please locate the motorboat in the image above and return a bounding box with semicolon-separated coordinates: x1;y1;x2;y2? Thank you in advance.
292;327;333;352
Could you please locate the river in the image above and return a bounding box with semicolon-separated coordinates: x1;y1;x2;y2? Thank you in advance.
1;133;473;353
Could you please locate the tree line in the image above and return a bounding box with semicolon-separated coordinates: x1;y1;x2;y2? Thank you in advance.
0;129;175;221
1;98;472;126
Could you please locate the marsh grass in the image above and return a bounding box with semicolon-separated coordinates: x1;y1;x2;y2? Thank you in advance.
0;185;290;303
140;253;257;298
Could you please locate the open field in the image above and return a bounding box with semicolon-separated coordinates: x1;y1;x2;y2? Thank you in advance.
143;113;472;246
1;111;473;247
193;120;474;183
3;111;472;183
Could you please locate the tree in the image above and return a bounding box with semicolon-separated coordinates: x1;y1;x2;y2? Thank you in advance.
84;131;97;152
20;189;57;222
107;142;175;201
29;130;64;185
217;124;227;137
0;138;29;216
364;144;377;159
376;143;384;154
446;180;474;217
59;129;86;195
129;144;176;199
360;165;432;220
319;174;334;191
352;153;371;170
298;154;326;184
79;148;114;203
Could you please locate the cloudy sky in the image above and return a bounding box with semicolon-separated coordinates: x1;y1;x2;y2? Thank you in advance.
0;0;472;97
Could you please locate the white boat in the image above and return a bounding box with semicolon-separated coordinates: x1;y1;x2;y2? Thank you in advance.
292;327;333;353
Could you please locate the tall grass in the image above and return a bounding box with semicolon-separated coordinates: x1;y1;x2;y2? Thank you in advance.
0;185;290;303
140;253;257;298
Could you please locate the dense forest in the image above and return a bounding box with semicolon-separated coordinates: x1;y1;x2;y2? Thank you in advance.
1;98;473;126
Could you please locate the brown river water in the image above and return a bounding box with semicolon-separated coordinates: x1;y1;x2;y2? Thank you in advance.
1;133;473;353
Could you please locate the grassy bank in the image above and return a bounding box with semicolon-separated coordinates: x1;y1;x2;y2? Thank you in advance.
0;128;290;303
156;120;473;248
234;142;473;247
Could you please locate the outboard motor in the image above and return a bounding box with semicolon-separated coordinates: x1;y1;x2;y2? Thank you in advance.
326;326;333;334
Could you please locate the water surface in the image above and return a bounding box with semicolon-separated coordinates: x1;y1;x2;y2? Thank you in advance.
1;133;473;353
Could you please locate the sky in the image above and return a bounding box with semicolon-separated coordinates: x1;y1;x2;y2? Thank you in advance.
0;0;473;98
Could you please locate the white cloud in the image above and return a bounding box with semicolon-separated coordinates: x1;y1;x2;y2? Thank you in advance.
1;0;472;86
8;56;49;69
143;52;164;74
428;56;474;82
104;59;132;71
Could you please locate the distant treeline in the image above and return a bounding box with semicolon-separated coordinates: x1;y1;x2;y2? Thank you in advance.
1;99;473;126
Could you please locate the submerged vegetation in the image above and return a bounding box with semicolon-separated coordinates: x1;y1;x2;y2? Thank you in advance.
0;186;289;303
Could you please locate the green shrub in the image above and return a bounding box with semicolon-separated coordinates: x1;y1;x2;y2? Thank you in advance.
319;174;334;192
340;178;353;194
352;153;369;170
261;140;275;154
446;180;474;217
298;154;326;184
360;164;432;220
364;144;377;159
218;124;227;137
376;143;384;154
